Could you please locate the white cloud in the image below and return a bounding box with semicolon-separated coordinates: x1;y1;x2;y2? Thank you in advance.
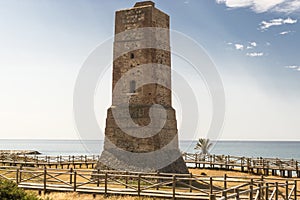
228;41;259;52
259;17;297;30
246;52;264;57
216;0;253;8
274;0;300;13
216;0;300;14
285;65;300;69
250;42;257;47
235;44;244;50
285;65;300;70
246;42;257;49
279;30;292;35
284;18;298;24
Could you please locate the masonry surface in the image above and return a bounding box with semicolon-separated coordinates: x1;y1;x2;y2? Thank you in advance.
98;1;189;174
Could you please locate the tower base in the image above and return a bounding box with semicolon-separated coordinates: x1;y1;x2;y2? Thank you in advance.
97;148;189;174
97;105;189;174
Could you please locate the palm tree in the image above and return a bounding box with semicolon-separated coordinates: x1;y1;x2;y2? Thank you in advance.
194;138;213;155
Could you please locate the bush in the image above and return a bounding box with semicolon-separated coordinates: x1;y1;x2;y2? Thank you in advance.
0;178;41;200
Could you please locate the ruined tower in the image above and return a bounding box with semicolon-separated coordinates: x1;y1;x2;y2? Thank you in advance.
98;1;189;174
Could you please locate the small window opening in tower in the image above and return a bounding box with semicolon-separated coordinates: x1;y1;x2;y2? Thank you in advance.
130;80;136;93
130;53;135;59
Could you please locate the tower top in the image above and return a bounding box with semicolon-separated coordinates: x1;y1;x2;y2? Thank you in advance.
134;1;155;8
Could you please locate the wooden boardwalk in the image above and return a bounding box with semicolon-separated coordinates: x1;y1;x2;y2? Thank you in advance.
0;154;98;169
183;153;300;178
0;166;299;199
1;153;300;178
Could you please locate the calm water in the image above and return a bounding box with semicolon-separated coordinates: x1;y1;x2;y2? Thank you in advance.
0;140;300;160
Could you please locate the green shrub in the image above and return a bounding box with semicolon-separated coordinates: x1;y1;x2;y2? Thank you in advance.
0;178;41;200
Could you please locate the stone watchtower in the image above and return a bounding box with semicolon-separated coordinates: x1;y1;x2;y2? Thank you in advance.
98;1;188;174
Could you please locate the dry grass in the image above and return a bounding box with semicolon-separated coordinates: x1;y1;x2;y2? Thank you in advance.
41;192;157;200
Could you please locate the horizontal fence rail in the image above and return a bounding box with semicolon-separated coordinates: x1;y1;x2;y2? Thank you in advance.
0;166;298;200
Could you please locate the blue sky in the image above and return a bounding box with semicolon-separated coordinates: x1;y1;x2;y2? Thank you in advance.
0;0;299;140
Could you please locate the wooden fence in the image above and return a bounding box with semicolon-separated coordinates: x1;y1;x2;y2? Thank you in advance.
0;166;299;199
183;153;300;178
0;154;99;168
1;153;300;178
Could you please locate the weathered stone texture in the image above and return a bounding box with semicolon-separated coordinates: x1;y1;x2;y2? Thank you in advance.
99;1;188;174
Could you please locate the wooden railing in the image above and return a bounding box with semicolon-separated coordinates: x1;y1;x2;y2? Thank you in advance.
0;154;99;168
0;166;298;199
183;153;300;178
1;153;300;177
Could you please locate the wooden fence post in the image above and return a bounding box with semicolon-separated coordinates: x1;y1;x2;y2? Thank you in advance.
266;183;269;200
247;158;250;172
258;183;262;199
19;165;23;183
125;171;128;188
294;180;297;200
43;167;47;194
105;172;108;196
156;172;160;190
223;174;227;199
210;177;213;195
286;180;289;200
172;175;176;200
224;174;227;190
227;155;230;170
249;179;253;200
235;188;239;199
138;173;141;197
69;168;73;184
16;168;19;184
73;170;77;192
296;161;299;177
261;175;264;198
72;155;75;168
35;155;39;166
189;173;193;192
97;169;100;187
275;182;279;200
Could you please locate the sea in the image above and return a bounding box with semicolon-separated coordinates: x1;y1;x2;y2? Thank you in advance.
1;140;300;160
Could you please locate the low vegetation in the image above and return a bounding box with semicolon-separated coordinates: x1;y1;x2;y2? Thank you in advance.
0;178;41;200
